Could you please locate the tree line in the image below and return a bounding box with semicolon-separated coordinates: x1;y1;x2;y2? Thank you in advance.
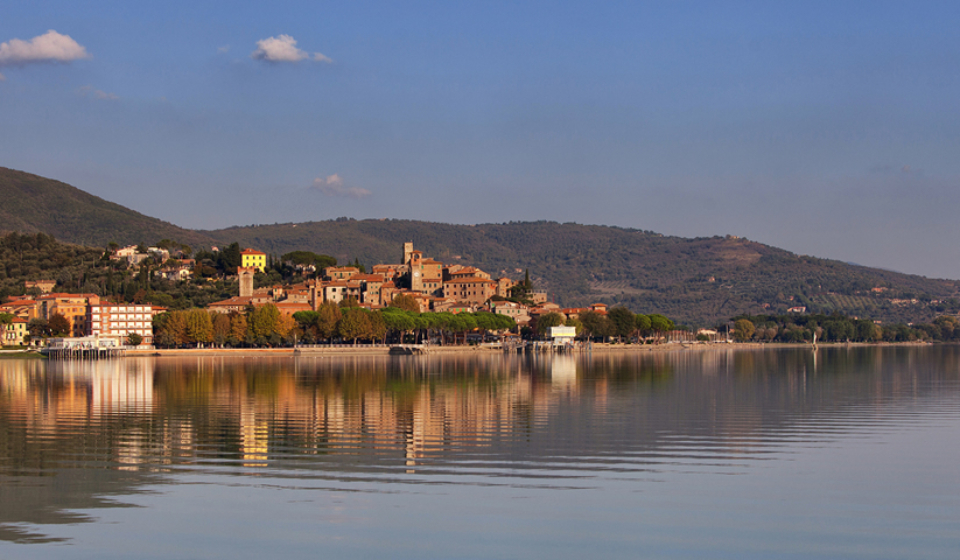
151;297;518;348
729;313;960;343
532;307;676;342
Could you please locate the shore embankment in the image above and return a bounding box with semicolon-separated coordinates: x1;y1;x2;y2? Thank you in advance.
121;341;932;359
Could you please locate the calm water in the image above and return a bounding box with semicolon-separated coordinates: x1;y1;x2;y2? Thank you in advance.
1;347;959;559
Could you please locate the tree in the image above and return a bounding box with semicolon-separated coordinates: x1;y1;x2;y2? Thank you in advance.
126;332;143;346
276;313;297;341
315;303;342;340
185;308;214;345
607;307;636;342
536;312;565;336
212;313;232;346
579;310;613;340
339;296;361;308
383;308;417;342
338;307;371;344
220;242;242;272
648;314;675;343
248;303;282;343
368;310;387;343
733;318;756;342
634;314;651;338
27;318;49;338
229;313;248;345
390;294;421;312
48;313;71;336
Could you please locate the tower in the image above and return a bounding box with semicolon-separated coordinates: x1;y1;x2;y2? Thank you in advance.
238;267;255;298
403;242;414;265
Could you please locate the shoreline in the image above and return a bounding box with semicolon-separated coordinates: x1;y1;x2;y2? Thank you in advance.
122;341;934;358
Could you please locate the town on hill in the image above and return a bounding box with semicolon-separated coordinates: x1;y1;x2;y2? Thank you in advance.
4;230;960;349
0;236;678;348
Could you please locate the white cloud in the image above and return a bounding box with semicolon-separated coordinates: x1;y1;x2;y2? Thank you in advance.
311;174;371;199
218;45;230;54
78;84;118;101
0;30;89;65
251;34;331;63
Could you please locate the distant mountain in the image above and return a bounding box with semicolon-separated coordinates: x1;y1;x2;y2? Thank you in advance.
0;167;213;248
3;167;959;325
202;220;960;324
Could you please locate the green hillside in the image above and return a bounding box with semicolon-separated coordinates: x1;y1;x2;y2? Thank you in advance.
203;219;960;325
2;168;958;325
0;167;213;248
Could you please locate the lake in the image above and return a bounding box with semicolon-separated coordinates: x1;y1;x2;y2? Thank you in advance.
1;347;959;559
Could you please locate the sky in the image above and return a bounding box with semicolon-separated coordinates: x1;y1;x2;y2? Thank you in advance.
2;1;960;278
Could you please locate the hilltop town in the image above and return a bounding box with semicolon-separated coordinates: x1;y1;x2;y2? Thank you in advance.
0;239;632;348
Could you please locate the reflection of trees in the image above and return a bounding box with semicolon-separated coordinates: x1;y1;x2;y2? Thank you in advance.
2;347;960;542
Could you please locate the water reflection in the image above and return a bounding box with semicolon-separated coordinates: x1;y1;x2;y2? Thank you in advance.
1;347;959;550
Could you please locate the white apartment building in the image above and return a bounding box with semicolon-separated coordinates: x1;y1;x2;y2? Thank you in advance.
86;303;157;345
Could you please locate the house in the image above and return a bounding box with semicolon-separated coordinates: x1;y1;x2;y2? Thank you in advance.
443;278;497;305
208;295;272;314
326;266;360;281
241;249;267;273
2;318;28;345
0;298;38;320
489;300;531;325
322;281;363;305
24;280;57;294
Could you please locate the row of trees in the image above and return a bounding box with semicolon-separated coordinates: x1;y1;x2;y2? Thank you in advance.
729;313;960;343
152;299;520;348
534;307;676;342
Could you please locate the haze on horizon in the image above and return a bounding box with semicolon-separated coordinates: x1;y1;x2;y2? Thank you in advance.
2;1;959;279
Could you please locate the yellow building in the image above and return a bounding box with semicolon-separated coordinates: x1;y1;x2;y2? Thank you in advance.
2;318;28;346
37;293;100;337
241;249;267;273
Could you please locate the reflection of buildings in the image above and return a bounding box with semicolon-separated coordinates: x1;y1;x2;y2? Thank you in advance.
550;355;578;391
4;349;941;478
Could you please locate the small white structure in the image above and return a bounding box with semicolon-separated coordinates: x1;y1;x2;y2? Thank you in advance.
548;326;577;345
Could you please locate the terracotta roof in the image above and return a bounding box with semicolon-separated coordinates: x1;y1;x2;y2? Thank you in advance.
241;249;266;255
446;278;495;284
352;274;385;282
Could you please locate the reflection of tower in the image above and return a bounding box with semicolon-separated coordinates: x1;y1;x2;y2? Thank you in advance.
238;267;256;297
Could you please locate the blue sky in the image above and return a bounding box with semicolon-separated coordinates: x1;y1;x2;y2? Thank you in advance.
2;1;960;278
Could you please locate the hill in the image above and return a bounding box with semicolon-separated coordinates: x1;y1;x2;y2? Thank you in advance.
2;168;958;325
0;167;213;248
202;219;960;325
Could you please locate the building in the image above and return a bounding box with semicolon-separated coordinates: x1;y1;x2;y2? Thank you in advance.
2;318;28;346
0;298;38;320
326;266;360;281
25;280;57;294
86;303;159;345
443;278;497;305
238;267;257;297
37;293;100;337
241;249;267;273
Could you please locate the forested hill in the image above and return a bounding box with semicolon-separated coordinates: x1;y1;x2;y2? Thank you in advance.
0;167;212;247
202;219;960;325
2;168;959;325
